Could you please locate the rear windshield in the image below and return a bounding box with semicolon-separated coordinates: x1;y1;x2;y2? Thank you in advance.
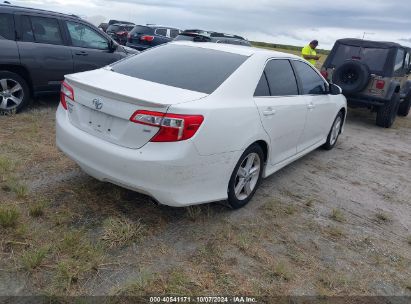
111;44;248;94
331;44;390;72
107;25;120;32
130;25;154;35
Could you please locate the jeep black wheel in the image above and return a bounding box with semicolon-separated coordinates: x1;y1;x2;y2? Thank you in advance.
398;95;411;117
332;61;370;94
376;92;400;128
0;71;30;114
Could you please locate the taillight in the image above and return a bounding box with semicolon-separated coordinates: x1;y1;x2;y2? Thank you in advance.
60;81;74;110
320;70;328;79
140;35;154;42
130;110;204;142
375;80;385;90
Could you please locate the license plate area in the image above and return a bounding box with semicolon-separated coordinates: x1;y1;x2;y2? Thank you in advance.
88;110;113;135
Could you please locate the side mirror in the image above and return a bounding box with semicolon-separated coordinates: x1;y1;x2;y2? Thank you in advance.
108;39;117;52
329;83;342;95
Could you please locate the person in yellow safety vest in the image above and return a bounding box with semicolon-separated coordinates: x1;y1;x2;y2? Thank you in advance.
301;40;321;66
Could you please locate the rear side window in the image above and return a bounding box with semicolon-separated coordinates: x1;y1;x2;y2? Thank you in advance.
170;29;180;38
293;60;326;95
394;48;405;72
22;16;63;45
0;13;14;40
111;44;247;94
264;60;298;96
254;72;270;96
106;25;120;32
155;28;167;37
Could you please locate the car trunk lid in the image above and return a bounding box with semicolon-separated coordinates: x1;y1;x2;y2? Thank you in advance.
64;68;207;149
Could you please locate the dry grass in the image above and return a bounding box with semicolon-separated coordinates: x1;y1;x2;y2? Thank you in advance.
0;206;20;228
29;200;48;218
330;208;345;222
21;247;48;271
375;212;391;223
101;217;145;248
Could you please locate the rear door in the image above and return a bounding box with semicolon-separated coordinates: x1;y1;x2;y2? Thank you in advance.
64;20;122;73
292;60;336;151
253;59;308;165
15;14;73;92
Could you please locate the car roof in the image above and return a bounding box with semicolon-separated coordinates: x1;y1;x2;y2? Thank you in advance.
171;41;301;59
336;38;403;49
144;24;179;30
110;23;134;27
0;3;80;19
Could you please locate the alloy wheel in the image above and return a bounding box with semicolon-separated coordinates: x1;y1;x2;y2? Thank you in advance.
330;116;342;146
0;79;24;111
234;152;261;200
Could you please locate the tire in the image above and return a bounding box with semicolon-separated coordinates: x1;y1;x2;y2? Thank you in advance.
332;61;370;94
227;144;264;209
398;95;411;117
376;92;400;128
323;112;343;150
0;71;30;114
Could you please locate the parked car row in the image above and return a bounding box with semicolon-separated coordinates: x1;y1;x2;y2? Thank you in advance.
0;4;138;113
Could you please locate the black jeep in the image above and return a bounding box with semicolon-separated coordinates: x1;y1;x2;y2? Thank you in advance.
321;38;411;128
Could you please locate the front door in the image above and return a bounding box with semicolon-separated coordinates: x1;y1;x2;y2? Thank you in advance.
253;59;308;165
64;20;122;73
292;60;336;152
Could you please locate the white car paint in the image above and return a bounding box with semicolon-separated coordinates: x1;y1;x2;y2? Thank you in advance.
56;41;347;207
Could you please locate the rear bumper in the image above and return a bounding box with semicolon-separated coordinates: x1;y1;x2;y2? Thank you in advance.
55;106;237;207
347;94;389;107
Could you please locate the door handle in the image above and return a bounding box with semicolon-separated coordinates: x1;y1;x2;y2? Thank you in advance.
263;108;276;116
75;51;88;56
307;103;316;110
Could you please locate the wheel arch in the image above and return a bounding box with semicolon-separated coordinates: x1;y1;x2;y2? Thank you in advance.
0;65;33;96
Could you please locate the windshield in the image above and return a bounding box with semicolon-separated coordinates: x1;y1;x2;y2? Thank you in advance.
331;44;390;72
111;44;248;94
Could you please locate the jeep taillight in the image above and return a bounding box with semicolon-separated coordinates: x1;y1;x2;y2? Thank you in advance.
60;81;74;110
320;70;329;79
130;110;204;142
375;80;385;90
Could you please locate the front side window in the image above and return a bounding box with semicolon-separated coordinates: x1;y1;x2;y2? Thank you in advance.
111;44;247;94
66;21;108;50
21;16;63;45
394;48;405;72
0;13;15;40
264;60;299;96
293;60;326;95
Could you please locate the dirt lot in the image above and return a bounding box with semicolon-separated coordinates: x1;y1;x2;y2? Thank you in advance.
0;97;410;297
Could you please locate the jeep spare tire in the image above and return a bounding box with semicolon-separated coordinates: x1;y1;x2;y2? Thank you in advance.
332;61;370;94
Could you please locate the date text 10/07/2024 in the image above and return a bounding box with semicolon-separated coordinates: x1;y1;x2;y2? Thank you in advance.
149;296;258;303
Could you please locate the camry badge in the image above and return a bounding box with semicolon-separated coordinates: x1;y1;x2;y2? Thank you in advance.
92;98;103;110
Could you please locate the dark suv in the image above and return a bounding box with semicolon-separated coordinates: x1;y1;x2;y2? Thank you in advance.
321;38;411;127
175;30;252;46
126;25;181;51
0;4;138;113
106;23;135;45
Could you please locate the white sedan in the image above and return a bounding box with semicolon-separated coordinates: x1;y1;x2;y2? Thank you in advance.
56;42;346;209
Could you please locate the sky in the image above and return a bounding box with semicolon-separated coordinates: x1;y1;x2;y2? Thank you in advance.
10;0;411;49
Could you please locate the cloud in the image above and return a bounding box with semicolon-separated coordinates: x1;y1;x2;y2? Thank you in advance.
12;0;411;49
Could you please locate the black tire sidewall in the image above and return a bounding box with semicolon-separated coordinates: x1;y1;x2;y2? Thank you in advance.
0;71;30;113
323;112;343;150
227;144;264;209
376;93;400;128
398;95;411;117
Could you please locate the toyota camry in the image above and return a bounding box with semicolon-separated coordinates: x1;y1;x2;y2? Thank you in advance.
56;42;346;209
